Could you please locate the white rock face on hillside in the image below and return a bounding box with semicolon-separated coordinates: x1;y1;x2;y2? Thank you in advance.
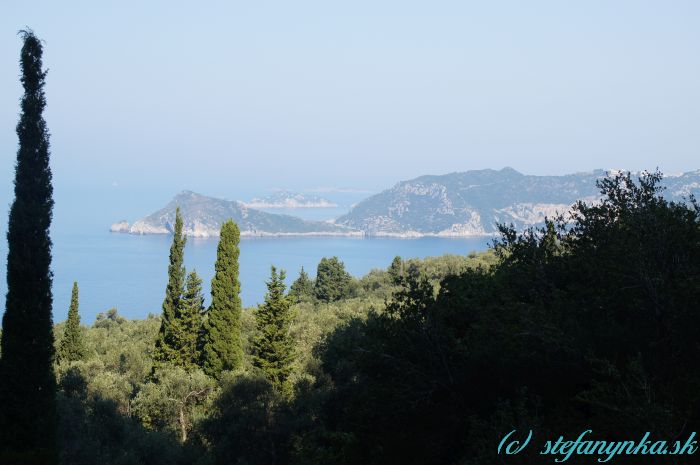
494;203;571;226
336;168;700;236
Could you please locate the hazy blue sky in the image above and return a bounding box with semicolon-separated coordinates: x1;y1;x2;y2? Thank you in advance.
1;0;699;206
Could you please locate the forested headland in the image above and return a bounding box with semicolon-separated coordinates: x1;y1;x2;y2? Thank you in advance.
1;31;699;465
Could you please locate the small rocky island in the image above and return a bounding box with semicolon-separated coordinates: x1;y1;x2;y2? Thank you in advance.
109;220;130;233
110;191;360;238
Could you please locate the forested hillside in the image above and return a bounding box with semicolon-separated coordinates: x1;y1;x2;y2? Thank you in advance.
45;171;700;465
52;252;495;464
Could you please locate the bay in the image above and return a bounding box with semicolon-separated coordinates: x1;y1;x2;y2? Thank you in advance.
0;230;491;323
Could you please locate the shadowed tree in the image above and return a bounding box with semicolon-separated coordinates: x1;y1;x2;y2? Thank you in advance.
201;220;243;378
0;30;57;464
388;256;404;284
58;282;86;363
153;207;187;368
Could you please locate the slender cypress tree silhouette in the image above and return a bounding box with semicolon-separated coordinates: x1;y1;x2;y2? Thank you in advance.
153;207;187;368
0;30;57;465
201;220;243;378
58;282;86;363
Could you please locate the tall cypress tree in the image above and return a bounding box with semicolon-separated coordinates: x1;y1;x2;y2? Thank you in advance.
177;270;204;370
58;282;86;363
153;207;187;367
201;220;243;378
0;30;57;464
252;267;295;393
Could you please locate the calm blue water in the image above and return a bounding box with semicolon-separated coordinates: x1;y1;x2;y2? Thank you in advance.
0;230;490;323
0;187;491;323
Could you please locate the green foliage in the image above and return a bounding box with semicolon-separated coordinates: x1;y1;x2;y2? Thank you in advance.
54;314;211;464
289;267;314;303
314;256;351;302
93;308;127;331
289;295;379;378
57;364;198;465
175;271;204;370
202;373;292;465
153;208;187;367
133;366;216;443
384;265;435;323
57;311;161;415
0;30;57;465
45;247;521;464
58;282;86;363
201;220;243;378
404;250;497;281
305;171;700;465
387;255;404;284
252;267;296;394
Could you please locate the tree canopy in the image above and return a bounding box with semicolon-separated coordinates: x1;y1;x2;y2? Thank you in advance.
314;256;351;302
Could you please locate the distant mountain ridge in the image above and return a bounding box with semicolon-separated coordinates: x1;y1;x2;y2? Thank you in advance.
335;168;700;236
112;169;700;238
112;191;359;238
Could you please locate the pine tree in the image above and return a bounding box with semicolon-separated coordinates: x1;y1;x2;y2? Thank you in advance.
388;256;404;284
154;207;187;367
0;30;57;464
252;267;295;393
289;266;314;303
314;256;351;302
177;270;204;370
58;282;86;363
201;220;243;378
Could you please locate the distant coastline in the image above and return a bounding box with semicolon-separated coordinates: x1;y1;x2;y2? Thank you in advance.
242;191;339;209
242;200;338;209
110;222;496;238
111;168;700;239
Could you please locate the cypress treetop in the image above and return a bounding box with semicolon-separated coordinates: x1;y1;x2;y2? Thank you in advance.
289;266;314;303
176;270;205;370
153;207;187;367
252;266;296;394
58;281;86;363
201;220;243;378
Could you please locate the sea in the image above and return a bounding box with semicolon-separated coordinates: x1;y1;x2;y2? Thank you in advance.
0;189;492;323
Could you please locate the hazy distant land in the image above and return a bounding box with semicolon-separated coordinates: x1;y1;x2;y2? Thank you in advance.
112;168;700;238
243;190;338;209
